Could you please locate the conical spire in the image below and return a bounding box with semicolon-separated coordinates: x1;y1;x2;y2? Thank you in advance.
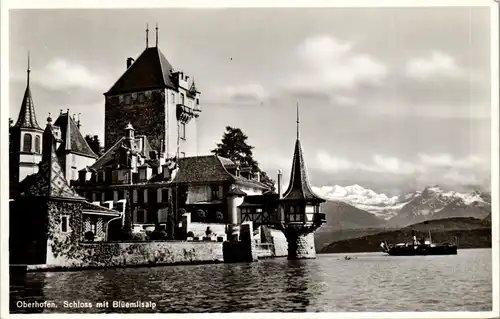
155;22;159;47
296;102;300;140
281;103;324;203
14;52;42;130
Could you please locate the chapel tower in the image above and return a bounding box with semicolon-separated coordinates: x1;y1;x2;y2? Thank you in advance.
104;24;201;159
9;53;44;196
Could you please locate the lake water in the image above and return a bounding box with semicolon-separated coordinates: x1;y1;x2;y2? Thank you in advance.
10;248;492;313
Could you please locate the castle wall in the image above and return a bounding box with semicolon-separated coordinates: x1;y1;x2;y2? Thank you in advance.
38;241;224;271
165;88;199;158
105;89;166;151
62;154;96;182
269;228;289;257
186;185;211;204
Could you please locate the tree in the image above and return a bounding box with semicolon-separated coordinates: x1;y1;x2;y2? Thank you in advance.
211;126;276;192
85;135;103;157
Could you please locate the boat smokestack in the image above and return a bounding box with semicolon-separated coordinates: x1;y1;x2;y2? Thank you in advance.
277;169;283;199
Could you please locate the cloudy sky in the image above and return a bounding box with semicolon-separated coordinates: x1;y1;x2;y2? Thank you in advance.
9;7;493;195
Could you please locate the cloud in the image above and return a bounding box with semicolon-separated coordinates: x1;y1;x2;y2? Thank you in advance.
315;151;421;175
417;153;485;169
333;95;357;106
312;151;489;184
33;58;112;91
307;151;490;195
283;35;388;97
405;51;462;80
222;82;269;103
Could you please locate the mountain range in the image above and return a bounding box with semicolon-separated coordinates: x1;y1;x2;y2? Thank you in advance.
319;217;492;254
315;184;491;228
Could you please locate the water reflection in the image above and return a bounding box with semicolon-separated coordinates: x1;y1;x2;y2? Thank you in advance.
9;249;492;313
284;260;311;311
10;270;46;314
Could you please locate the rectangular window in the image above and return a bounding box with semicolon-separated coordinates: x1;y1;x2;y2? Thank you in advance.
105;190;113;201
137;209;145;223
180;93;185;105
211;185;220;200
180;123;186;140
137;189;144;204
162;189;169;203
171;93;175;105
118;190;124;200
61;216;69;233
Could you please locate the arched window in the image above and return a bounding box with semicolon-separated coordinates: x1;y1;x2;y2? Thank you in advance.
23;133;32;152
35;135;41;153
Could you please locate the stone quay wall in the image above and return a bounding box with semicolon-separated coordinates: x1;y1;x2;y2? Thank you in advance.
269;228;289;257
29;240;224;271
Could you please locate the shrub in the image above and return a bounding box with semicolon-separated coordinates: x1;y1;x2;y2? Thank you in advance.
216;211;224;221
197;209;206;219
187;231;195;238
131;232;148;241
149;230;168;240
84;231;95;242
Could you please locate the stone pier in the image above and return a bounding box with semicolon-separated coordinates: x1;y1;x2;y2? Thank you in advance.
282;226;317;260
286;231;316;259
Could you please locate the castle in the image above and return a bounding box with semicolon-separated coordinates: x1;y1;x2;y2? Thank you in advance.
9;25;326;265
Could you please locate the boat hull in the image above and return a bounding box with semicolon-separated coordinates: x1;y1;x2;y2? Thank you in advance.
384;245;457;256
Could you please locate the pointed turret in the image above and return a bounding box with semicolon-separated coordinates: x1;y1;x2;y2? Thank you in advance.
281;103;325;203
14;52;42;130
9;53;44;190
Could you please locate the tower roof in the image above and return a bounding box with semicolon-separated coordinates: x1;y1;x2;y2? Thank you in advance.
104;47;177;96
53;112;98;159
14;53;42;130
281;104;325;203
18;125;84;200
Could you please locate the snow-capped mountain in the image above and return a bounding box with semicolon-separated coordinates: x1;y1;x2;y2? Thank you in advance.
313;184;491;225
387;185;491;227
312;184;406;220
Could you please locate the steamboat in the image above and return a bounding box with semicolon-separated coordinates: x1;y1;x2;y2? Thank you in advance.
380;230;458;256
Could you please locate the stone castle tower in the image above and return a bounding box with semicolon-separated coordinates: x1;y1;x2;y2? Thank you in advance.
9;54;44;196
104;25;201;159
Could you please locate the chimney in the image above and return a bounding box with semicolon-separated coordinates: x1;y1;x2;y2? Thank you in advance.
277;169;282;198
127;57;135;69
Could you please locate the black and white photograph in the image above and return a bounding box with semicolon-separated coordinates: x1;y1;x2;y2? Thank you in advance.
1;1;499;317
